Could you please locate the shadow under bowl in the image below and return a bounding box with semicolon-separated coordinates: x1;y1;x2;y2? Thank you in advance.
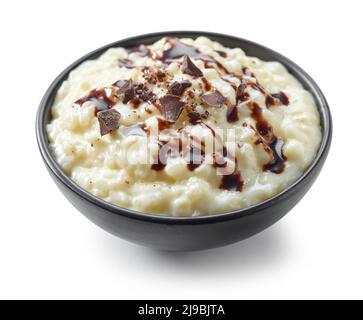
36;31;332;251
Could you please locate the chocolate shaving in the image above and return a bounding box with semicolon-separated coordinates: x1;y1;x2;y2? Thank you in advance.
97;109;121;136
114;80;135;103
159;95;185;122
200;90;227;106
181;55;203;77
168;80;192;96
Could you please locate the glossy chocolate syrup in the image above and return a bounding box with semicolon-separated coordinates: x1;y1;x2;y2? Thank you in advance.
157;117;171;132
161;38;200;60
186;135;205;171
126;45;150;57
187;111;202;125
220;169;243;192
130;98;141;109
74;88;116;114
214;60;229;74
186;147;204;171
236;82;250;103
226;106;239;123
151;140;168;171
201;77;212;91
263;138;286;174
265;92;290;108
249;102;286;173
160;38;233;79
265;95;277;108
118;59;135;69
215;50;227;58
272;92;289;106
242;67;255;78
151;132;206;172
75;37;286;185
201;123;243;191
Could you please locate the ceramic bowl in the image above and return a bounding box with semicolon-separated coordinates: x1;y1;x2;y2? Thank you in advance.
36;31;332;251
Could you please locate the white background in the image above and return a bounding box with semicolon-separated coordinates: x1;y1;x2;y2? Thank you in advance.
1;0;362;300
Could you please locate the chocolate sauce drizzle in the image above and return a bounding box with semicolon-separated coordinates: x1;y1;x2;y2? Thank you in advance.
220;169;243;192
126;45;150;57
201;77;212;91
249;102;286;174
265;92;290;108
118;59;135;69
263;138;286;174
201;123;244;192
151;140;168;171
272;92;289;106
73;37;290;192
151;132;206;173
150;122;244;191
186;135;205;171
216;50;227;58
226;106;239;123
161;38;200;61
74;88;116;114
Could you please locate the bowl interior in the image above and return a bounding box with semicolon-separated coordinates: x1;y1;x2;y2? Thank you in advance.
37;31;332;223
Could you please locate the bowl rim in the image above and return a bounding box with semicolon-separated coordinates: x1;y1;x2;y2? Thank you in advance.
36;30;332;225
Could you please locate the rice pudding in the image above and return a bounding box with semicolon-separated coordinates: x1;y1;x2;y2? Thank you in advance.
47;37;321;216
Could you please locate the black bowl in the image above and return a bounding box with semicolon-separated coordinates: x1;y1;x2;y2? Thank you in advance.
36;31;332;251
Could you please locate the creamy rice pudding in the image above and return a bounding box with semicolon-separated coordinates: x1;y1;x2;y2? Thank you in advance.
47;37;321;216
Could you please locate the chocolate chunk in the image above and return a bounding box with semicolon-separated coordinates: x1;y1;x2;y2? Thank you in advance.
97;109;121;136
200;90;227;106
181;55;203;77
159;95;185;122
168;81;192;96
114;79;135;103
